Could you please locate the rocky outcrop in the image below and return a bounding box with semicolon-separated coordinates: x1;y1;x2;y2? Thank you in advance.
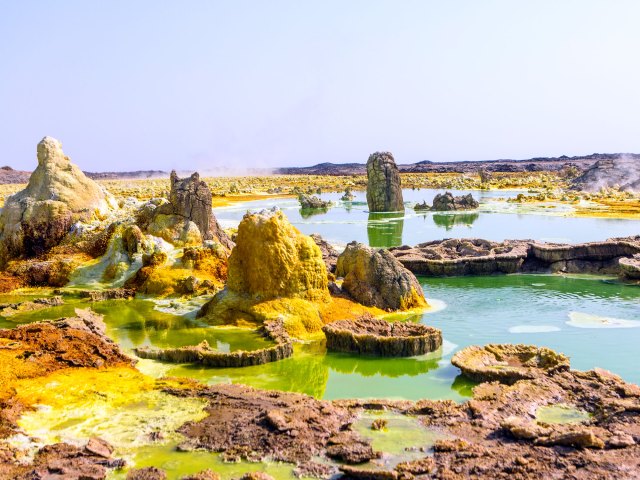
452;344;570;384
619;255;640;279
430;192;479;211
572;156;640;192
310;233;339;273
298;194;331;210
134;319;293;367
529;239;640;274
198;209;330;337
391;239;529;276
213;209;328;302
0;308;134;370
0;440;125;480
142;171;232;249
323;317;442;356
171;383;375;467
166;350;640;478
335;242;426;310
366;152;404;212
390;237;640;276
340;187;355;202
0;137;117;265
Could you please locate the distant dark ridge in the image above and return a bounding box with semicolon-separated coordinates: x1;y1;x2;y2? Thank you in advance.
275;153;640;176
84;170;168;180
0;167;30;184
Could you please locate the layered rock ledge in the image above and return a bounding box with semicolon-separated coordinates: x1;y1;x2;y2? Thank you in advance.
452;344;570;384
390;236;640;276
134;319;293;368
323;317;442;357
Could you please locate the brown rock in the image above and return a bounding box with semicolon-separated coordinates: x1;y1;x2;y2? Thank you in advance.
310;233;339;273
452;344;570;384
336;242;426;310
366;152;404;212
127;466;167;480
323;317;442;357
430;192;479;211
146;171;232;249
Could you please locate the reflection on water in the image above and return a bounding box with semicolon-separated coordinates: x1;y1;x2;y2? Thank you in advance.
324;349;441;377
432;212;479;231
215;189;640;245
367;212;404;248
3;274;640;400
299;206;329;218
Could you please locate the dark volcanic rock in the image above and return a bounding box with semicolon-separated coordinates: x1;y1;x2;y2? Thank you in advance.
310;233;339;273
366;152;404;212
390;239;530;276
336;242;426;310
0;440;125;480
77;288;136;301
430;192;479;211
164;346;640;479
166;171;232;248
126;466;167;480
298;194;331;210
323;317;442;357
275;153;639;175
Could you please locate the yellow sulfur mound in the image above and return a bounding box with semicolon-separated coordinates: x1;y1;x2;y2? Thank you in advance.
198;209;331;338
227;209;329;302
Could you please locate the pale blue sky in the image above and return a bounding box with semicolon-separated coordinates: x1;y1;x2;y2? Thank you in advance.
2;1;640;171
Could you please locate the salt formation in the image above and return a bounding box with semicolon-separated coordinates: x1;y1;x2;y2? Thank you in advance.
366;152;404;212
141;171;232;248
0;137;117;265
198;208;330;337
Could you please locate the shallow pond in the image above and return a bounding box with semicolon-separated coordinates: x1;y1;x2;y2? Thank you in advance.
2;274;639;400
215;189;640;247
3;189;640;478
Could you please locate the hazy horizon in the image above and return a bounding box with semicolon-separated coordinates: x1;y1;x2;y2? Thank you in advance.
2;1;640;172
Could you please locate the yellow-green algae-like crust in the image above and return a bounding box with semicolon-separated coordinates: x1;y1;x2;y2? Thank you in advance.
198;209;331;338
452;343;570;384
226;209;329;302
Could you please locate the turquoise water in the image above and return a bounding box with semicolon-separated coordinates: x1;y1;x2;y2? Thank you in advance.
2;189;639;402
216;189;640;247
2;274;638;400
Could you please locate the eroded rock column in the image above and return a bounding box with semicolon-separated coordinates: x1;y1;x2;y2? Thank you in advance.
366;151;404;212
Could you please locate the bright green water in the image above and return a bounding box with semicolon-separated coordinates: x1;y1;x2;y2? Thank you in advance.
3;191;640;478
352;411;447;471
536;404;592;425
2;275;639;399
